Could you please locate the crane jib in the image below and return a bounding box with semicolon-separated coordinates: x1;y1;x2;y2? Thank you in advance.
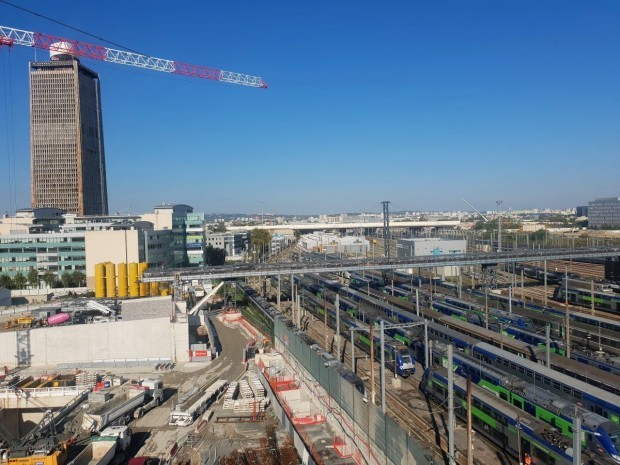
0;24;267;88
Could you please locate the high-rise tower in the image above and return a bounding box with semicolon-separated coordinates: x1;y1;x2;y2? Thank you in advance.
30;43;108;215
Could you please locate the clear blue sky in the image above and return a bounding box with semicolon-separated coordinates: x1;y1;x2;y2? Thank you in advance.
1;1;619;216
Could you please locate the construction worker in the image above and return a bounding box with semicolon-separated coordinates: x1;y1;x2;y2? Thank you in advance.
524;452;532;465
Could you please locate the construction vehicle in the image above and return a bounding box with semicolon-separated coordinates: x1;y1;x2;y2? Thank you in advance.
82;379;163;432
17;317;34;328
67;426;131;465
0;442;69;465
4;319;17;329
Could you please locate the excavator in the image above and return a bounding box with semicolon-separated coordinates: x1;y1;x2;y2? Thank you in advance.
0;390;80;465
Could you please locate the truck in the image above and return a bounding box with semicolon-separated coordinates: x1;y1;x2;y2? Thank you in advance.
67;426;131;465
82;379;163;432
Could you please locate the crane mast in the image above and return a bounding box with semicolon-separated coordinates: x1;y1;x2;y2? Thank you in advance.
0;24;267;88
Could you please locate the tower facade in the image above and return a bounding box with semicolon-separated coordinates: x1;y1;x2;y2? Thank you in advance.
30;58;108;215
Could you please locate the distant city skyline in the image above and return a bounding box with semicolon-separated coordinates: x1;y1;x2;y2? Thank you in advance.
1;2;619;216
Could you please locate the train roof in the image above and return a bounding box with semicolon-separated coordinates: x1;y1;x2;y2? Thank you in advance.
431;368;566;442
475;342;620;406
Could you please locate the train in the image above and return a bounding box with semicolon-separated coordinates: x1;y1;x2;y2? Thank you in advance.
300;290;416;377
421;367;581;465
427;343;620;463
300;274;620;397
472;342;620;426
553;285;620;315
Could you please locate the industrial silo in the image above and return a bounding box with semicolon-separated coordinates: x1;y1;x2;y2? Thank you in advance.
95;263;106;298
105;262;116;298
138;262;148;297
128;262;139;297
117;263;128;298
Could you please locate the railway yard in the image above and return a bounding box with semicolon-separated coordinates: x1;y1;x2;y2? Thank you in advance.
2;249;620;465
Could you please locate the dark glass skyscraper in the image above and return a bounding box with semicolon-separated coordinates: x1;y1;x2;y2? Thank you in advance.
30;58;108;215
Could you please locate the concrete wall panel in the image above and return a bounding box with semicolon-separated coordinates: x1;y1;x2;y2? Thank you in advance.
0;318;174;367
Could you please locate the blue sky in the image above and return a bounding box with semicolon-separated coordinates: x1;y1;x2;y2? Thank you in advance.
1;1;619;216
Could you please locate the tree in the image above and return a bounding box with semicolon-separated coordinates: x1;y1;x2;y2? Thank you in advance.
27;267;39;289
205;245;227;266
212;222;227;233
42;271;56;289
61;272;73;288
251;229;271;249
293;230;302;240
0;274;14;290
13;272;27;290
72;271;86;288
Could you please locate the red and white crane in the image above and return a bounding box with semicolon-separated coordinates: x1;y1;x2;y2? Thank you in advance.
0;24;267;88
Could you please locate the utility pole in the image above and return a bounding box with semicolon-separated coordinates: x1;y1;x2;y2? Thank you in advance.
382;201;391;259
424;321;429;369
573;406;581;465
277;275;281;312
565;266;571;359
591;280;595;315
335;294;341;358
324;298;328;349
380;319;386;414
496;200;503;252
543;260;548;306
415;289;420;317
467;375;473;465
448;344;456;465
546;325;551;368
484;286;489;330
370;322;375;404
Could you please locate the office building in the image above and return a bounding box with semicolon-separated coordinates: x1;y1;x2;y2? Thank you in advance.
30;51;108;215
588;197;620;228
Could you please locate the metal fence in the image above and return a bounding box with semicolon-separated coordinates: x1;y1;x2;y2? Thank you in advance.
275;318;433;465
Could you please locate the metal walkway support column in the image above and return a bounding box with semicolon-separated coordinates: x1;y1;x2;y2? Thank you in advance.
277;275;281;312
382;201;391;259
448;344;455;465
573;407;581;465
380;319;386;414
335;294;340;358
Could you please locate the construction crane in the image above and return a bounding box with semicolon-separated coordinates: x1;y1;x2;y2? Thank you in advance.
0;24;267;88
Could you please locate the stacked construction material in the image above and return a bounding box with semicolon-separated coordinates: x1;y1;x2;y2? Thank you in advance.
248;373;265;399
222;382;239;410
238;379;253;399
76;371;98;387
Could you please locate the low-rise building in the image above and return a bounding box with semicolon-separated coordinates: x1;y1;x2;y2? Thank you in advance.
396;238;466;277
299;232;369;255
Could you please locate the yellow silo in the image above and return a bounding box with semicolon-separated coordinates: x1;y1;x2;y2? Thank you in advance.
105;262;116;298
117;263;128;298
149;282;159;296
128;262;139;297
138;262;148;297
95;263;106;298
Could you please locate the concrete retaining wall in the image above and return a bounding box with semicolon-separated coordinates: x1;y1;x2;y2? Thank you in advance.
0;318;176;367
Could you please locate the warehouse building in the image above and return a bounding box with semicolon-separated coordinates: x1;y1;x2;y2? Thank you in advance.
396;237;466;277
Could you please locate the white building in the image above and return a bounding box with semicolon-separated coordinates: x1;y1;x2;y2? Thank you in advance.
299;232;369;255
396;238;466;277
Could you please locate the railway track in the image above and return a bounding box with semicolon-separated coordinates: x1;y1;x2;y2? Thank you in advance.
299;305;513;465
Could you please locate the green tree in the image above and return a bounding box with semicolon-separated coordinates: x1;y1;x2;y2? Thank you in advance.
212;222;227;233
0;274;14;289
42;271;56;288
204;245;227;266
251;229;271;249
61;272;73;288
72;271;86;287
27;267;39;289
293;230;302;240
13;272;27;290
